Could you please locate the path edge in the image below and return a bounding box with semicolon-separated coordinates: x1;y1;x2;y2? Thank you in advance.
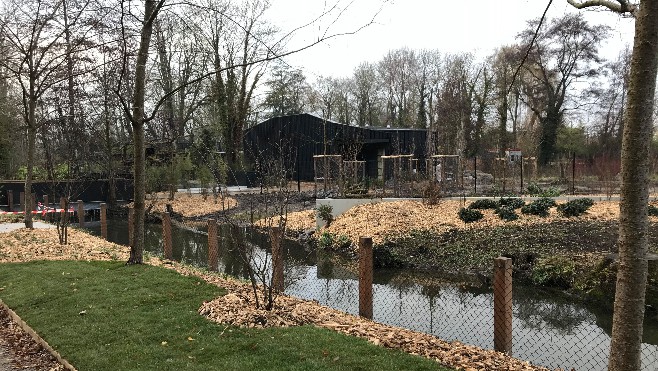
0;299;77;371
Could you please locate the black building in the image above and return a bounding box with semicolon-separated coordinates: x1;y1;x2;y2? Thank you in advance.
244;113;429;181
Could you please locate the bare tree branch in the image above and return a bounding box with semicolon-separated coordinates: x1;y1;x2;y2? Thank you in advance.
567;0;638;16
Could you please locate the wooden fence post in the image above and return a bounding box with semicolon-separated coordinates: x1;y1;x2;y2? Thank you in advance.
77;200;84;227
128;207;134;248
100;203;107;239
7;190;12;211
271;226;284;292
207;219;218;272
43;194;49;208
163;212;172;260
359;236;373;319
494;257;513;355
59;197;66;210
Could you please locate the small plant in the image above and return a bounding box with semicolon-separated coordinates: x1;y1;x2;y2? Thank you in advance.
521;197;556;217
526;183;542;196
318;231;335;249
557;198;595;217
336;234;352;250
458;207;483;223
422;181;442;205
495;206;519;221
531;256;576;288
527;183;561;197
316;204;334;227
468;199;498;210
498;197;525;209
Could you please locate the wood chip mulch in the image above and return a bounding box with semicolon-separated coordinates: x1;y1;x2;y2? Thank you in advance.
166;263;551;371
129;192;238;217
324;199;627;245
0;226;555;370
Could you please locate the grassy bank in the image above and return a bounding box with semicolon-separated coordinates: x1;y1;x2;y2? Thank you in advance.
0;260;446;371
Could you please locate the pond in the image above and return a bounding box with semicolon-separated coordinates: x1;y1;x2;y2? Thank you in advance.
85;218;658;371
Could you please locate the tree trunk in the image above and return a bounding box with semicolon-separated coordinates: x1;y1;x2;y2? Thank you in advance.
609;2;658;370
128;0;161;265
24;85;36;229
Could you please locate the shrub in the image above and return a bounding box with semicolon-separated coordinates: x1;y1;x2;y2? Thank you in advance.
531;256;576;288
316;204;334;227
498;197;525;209
459;207;483;223
557;198;595;217
422;181;442;205
317;232;335;249
521;197;556;217
468;199;498;210
495;206;519;221
336;234;352;250
527;183;561;197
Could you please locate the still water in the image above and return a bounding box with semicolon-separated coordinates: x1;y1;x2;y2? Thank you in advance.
86;218;658;371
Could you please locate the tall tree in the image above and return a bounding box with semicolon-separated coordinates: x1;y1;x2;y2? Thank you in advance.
567;1;656;370
203;0;274;168
118;0;166;264
0;0;90;228
263;62;310;118
352;62;381;127
518;13;608;165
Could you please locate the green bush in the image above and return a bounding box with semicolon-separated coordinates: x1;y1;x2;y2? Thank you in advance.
316;204;334;226
468;199;498;210
495;206;519;221
317;232;335;249
336;234;352;250
498;197;525;209
521;197;556;217
458;207;483;223
557;198;595;217
531;256;576;288
527;183;561;197
146;165;168;193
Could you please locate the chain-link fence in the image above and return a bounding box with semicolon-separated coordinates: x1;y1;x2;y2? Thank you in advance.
89;211;658;371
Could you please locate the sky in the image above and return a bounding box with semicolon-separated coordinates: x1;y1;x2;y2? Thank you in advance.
264;0;636;79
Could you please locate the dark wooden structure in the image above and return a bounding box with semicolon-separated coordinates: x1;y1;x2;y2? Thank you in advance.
244;113;429;182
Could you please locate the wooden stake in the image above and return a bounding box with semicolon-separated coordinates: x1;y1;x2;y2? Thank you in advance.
271;226;284;292
100;203;107;239
163;212;172;260
208;219;218;272
359;237;373;319
494;257;513;354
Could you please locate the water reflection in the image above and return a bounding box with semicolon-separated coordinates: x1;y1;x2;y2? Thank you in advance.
86;219;658;371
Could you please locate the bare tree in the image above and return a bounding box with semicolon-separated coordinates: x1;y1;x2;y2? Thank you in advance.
567;1;656;370
0;0;93;228
116;0;383;264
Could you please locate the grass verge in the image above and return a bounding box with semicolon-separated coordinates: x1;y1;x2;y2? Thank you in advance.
0;260;447;371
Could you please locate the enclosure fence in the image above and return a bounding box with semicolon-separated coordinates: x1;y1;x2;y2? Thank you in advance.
77;208;658;371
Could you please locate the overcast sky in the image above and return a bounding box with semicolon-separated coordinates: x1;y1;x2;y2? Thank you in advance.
265;0;635;79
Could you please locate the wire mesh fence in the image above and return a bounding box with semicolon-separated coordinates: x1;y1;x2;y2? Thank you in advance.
87;212;658;371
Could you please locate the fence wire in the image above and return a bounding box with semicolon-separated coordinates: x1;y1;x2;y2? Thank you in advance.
83;213;658;371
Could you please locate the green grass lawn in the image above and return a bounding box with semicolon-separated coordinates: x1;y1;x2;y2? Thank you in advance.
0;260;448;371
